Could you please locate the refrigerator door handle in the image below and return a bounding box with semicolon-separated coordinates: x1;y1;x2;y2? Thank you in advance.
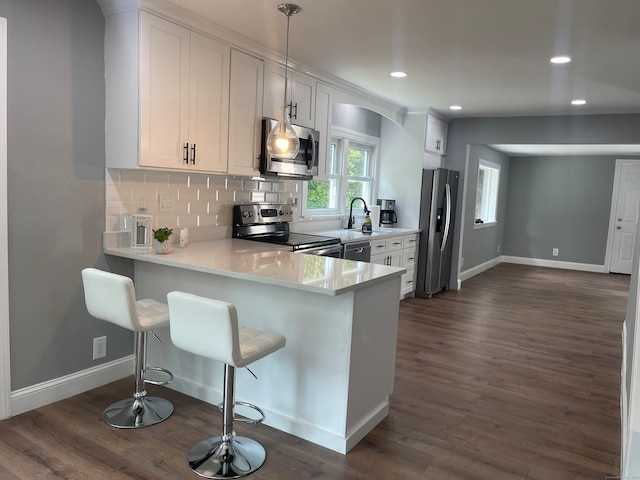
440;183;451;252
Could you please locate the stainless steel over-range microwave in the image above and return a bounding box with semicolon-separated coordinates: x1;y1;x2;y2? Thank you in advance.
259;118;319;180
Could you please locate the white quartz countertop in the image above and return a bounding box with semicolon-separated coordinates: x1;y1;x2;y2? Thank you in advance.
300;227;420;244
105;239;405;296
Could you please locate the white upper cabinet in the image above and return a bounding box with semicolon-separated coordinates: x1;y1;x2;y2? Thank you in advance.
227;49;264;176
424;113;448;155
263;61;316;128
313;82;333;180
106;11;230;172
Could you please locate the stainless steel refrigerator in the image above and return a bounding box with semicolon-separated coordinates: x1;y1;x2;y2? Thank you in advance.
416;168;459;298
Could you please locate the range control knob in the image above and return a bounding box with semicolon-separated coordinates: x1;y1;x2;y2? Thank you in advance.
279;210;284;216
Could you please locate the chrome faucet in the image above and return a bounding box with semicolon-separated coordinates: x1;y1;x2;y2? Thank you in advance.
347;197;369;229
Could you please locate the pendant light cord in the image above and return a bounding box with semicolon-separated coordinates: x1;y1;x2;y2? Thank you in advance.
283;13;291;110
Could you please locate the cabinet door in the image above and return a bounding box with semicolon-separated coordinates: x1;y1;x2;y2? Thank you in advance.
388;251;402;267
424;114;448;155
188;32;230;173
291;72;315;127
314;82;332;180
139;13;190;168
228;49;264;176
263;62;315;127
370;253;389;266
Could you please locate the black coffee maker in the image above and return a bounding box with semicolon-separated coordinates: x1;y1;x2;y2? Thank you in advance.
377;199;397;227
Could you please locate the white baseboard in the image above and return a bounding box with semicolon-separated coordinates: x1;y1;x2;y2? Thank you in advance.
459;256;608;285
167;374;382;454
501;256;607;273
460;256;502;282
11;356;133;416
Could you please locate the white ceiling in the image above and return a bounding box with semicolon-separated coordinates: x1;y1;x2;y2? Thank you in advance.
164;0;640;119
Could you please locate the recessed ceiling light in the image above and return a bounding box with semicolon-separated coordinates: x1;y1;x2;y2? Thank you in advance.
550;56;572;64
571;99;587;105
390;71;407;78
449;105;462;110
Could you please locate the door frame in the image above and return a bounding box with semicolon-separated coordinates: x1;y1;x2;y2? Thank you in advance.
0;16;10;419
605;158;640;273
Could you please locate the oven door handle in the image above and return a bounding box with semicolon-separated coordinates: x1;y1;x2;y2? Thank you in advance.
298;244;342;257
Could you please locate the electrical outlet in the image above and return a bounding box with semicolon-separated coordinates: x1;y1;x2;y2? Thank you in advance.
552;248;559;257
158;194;175;213
93;336;107;360
497;244;501;253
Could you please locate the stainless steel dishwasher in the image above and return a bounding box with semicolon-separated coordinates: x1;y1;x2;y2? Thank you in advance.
342;241;371;262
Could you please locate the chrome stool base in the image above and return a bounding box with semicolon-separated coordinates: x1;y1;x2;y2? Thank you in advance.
187;435;266;479
102;396;174;429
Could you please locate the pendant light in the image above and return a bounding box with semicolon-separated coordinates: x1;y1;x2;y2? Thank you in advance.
267;3;301;159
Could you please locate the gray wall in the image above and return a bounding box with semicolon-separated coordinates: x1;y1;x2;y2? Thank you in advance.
462;145;510;269
332;103;382;137
503;155;619;264
446;114;640;287
1;0;132;391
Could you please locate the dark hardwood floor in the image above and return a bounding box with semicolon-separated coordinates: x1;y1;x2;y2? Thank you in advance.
0;264;629;479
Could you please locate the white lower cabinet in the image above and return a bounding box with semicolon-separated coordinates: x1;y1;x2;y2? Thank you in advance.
370;233;418;296
401;234;418;296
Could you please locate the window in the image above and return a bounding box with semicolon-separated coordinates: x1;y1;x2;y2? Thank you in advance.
304;128;378;216
474;159;500;226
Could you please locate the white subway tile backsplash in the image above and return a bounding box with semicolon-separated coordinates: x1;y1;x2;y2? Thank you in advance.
234;191;251;203
225;177;243;190
145;171;171;187
119;169;147;185
250;191;266;203
216;188;235;203
197;213;217;227
105;168;302;241
243;179;259;191
272;182;287;192
176;172;193;187
265;192;280;202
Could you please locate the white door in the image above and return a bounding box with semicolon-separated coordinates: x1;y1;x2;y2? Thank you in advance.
610;161;640;274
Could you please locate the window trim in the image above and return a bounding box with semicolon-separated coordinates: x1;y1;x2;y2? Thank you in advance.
302;126;380;219
473;159;500;229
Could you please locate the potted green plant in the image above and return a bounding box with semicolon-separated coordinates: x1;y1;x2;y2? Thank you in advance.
152;227;173;254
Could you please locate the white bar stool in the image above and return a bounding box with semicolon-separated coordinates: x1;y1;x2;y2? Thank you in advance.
167;291;286;479
81;268;174;428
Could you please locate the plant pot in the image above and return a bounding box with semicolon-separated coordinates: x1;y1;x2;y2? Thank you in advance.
153;239;172;254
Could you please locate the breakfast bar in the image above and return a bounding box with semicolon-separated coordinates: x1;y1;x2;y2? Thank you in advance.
105;239;405;454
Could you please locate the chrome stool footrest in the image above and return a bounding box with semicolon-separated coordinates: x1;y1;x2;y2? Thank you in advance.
143;366;174;386
216;401;265;424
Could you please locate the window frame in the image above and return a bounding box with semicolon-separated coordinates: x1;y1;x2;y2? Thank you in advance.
474;159;500;229
302;127;380;218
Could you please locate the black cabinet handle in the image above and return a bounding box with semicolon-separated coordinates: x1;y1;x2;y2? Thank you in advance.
191;144;196;164
287;101;298;119
183;143;189;164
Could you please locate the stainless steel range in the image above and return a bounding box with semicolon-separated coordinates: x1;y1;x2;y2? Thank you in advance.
232;203;342;257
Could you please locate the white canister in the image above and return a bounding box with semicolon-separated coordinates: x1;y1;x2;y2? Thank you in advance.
370;205;381;230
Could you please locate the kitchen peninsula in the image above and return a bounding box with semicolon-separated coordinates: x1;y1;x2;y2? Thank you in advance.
105;239;405;454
